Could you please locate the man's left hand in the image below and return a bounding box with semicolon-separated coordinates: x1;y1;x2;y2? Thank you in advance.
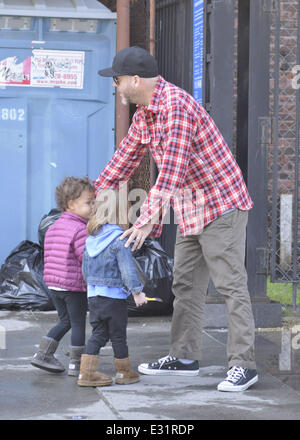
120;223;154;251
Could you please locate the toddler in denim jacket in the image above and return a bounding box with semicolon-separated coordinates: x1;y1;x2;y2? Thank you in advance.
78;189;147;387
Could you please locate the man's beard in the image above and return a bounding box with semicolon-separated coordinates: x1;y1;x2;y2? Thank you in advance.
120;85;137;106
121;95;129;105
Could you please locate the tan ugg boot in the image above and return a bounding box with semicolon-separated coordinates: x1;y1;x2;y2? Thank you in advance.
77;354;113;387
114;357;140;384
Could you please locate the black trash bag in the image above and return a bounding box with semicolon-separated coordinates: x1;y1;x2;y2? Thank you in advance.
38;209;62;248
127;239;174;316
0;241;54;311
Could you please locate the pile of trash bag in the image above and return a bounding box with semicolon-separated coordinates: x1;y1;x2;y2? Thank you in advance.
127;239;174;316
38;209;62;247
0;241;54;311
0;210;174;315
0;209;62;311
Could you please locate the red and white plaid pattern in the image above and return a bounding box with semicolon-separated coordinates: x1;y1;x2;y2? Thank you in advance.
94;76;253;237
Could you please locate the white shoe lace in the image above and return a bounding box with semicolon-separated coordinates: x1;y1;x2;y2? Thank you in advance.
151;354;177;369
225;366;246;383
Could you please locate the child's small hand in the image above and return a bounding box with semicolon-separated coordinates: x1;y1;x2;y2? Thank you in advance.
133;292;147;307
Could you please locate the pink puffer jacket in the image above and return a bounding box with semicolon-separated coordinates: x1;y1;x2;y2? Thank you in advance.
43;211;88;292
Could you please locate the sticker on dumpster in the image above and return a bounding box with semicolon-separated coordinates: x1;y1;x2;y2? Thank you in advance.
0;56;31;86
0;50;85;89
31;50;85;88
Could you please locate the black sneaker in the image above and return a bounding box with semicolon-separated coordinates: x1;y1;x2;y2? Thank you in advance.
217;366;258;392
138;355;199;376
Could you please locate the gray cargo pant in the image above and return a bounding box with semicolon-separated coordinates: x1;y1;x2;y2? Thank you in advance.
170;209;256;370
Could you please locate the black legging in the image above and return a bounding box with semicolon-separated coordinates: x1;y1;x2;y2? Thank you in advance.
47;290;88;346
86;296;128;359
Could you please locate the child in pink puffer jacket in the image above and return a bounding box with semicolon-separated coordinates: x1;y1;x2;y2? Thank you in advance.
31;176;94;377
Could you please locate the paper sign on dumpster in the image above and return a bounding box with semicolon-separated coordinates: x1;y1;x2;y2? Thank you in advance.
0;49;85;89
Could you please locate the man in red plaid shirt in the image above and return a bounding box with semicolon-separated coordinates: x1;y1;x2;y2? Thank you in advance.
96;47;258;392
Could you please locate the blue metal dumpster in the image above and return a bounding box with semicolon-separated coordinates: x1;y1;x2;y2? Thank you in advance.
0;1;116;264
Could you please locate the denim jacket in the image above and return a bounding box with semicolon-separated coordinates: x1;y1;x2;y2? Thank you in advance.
82;225;143;295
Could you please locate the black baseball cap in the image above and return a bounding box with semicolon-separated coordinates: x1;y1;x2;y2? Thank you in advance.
98;46;158;78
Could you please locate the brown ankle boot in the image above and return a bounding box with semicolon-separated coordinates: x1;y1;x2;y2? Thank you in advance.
77;354;113;387
114;357;140;384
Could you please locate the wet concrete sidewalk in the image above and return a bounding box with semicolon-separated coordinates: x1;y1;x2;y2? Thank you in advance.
0;310;300;421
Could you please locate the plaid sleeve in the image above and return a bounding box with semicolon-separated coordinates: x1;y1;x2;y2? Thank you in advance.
134;105;194;235
93;112;148;192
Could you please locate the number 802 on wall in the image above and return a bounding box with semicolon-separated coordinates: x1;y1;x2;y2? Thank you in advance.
0;108;25;121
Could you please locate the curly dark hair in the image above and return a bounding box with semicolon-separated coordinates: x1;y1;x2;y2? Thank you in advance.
55;176;94;211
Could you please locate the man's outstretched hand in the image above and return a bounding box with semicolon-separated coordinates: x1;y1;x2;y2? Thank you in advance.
120;223;154;251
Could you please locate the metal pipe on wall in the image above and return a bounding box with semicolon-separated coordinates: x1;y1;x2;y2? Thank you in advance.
115;0;157;186
149;0;156;55
116;0;130;148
